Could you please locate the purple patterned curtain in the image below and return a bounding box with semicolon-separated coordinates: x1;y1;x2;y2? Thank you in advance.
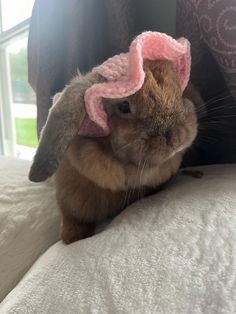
176;0;236;164
176;0;236;100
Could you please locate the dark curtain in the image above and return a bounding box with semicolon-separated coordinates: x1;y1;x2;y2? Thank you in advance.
29;0;174;136
28;0;236;164
29;0;135;136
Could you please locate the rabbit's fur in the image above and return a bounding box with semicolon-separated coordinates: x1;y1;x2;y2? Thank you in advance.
29;60;203;244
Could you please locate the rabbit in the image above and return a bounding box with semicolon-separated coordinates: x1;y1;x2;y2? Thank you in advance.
29;60;204;244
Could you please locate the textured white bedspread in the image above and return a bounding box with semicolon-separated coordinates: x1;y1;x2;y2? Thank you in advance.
1;161;236;314
0;157;60;301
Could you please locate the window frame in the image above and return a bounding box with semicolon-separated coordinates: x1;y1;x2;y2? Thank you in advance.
0;0;32;156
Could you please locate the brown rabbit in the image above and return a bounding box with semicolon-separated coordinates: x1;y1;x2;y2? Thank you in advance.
29;60;203;244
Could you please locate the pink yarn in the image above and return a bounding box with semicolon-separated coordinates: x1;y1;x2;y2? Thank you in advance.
79;31;191;137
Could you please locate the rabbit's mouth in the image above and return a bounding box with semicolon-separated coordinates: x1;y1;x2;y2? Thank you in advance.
117;120;197;168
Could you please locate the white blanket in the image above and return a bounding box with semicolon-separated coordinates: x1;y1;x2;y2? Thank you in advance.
1;163;236;314
0;157;60;301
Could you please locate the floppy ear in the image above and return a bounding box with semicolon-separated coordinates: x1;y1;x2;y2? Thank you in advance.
29;72;103;182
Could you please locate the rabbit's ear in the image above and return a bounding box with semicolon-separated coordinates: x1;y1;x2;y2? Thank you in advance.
29;72;103;183
29;89;85;182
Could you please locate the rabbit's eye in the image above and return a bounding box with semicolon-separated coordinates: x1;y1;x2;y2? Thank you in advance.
118;101;131;114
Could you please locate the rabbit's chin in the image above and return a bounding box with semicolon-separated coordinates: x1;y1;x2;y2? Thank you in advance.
136;152;183;170
121;143;190;169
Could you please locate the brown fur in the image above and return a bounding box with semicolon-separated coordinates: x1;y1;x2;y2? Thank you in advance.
29;60;202;244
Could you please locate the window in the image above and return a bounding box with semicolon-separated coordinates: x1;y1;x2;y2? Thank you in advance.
1;0;35;31
0;0;37;160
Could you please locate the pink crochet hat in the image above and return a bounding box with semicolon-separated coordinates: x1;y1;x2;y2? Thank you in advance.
79;31;191;137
